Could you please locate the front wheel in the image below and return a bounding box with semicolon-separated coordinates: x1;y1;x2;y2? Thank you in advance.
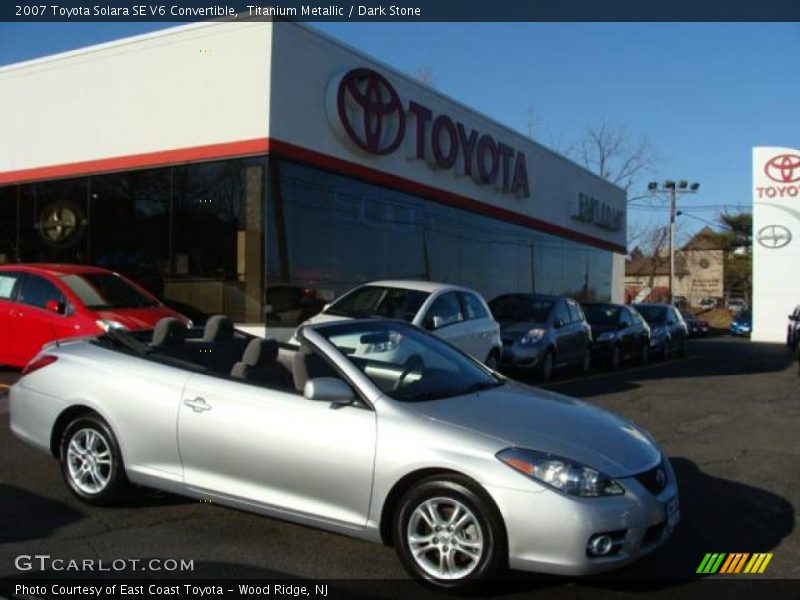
60;414;128;506
484;349;500;371
609;345;621;370
394;475;506;590
640;341;650;364
538;350;554;382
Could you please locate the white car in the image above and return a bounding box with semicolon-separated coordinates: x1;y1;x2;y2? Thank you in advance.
294;280;503;368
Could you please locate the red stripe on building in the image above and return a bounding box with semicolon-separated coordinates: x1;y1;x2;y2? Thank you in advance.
0;136;626;254
0;138;269;185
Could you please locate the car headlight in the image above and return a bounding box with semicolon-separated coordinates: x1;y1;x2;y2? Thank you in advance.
96;319;128;332
496;448;624;497
596;331;616;342
520;328;547;345
364;332;403;354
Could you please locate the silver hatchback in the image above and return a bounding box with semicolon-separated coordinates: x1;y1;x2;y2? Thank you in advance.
10;318;678;590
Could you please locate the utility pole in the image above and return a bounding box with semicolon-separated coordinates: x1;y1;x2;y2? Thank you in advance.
648;180;700;304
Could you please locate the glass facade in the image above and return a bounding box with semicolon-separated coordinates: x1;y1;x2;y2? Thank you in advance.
0;156;265;323
0;155;613;330
265;160;612;329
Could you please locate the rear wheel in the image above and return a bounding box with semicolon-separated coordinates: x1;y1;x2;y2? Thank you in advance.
60;414;128;506
394;475;506;591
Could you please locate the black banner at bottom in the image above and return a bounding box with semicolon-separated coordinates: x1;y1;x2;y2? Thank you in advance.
2;578;800;600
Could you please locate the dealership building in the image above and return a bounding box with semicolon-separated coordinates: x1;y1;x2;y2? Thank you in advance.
0;20;627;337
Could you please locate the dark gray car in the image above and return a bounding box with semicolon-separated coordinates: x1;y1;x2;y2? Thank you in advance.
489;293;592;381
633;303;689;359
583;303;651;370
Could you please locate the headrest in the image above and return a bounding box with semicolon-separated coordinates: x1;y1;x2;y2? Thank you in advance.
151;318;186;347
242;339;279;367
203;315;234;342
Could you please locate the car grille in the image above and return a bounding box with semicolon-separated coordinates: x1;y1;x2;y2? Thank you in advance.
642;521;666;547
634;460;668;496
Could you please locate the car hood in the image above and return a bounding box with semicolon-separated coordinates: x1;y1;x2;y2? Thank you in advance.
498;320;546;337
93;307;183;330
409;382;661;477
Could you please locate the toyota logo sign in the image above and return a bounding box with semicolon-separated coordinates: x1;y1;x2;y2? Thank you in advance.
335;68;405;155
327;68;531;198
765;154;800;184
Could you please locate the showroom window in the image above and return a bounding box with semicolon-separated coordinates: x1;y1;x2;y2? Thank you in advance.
266;159;613;330
0;186;16;263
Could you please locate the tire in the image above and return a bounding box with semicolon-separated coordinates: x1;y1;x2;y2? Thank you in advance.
538;350;554;382
393;475;506;591
640;342;650;365
484;349;500;371
660;340;670;360
580;347;592;373
677;339;687;357
609;345;621;371
60;414;128;506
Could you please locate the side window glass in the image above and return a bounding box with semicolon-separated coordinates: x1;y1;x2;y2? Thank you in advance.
553;301;571;326
0;273;20;300
566;300;581;323
19;275;65;310
621;309;634;327
425;293;464;329
460;292;489;321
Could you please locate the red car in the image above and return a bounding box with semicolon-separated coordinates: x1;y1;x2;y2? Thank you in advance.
0;264;187;368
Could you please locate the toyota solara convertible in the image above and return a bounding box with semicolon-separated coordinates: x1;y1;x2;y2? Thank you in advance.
10;317;679;589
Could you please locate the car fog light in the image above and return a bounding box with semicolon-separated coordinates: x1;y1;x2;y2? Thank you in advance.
587;534;614;556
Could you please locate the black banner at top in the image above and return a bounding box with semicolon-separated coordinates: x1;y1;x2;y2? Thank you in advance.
2;0;800;22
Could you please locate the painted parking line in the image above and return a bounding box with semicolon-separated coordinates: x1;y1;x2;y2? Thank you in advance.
541;355;696;388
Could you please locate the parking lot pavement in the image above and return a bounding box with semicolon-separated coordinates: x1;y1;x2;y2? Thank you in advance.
0;337;798;596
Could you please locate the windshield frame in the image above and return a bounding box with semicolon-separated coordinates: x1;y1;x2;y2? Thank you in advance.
308;320;503;403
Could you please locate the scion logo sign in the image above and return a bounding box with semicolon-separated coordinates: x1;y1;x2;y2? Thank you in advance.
328;68;530;198
756;224;792;249
756;153;800;199
765;154;800;183
35;201;87;249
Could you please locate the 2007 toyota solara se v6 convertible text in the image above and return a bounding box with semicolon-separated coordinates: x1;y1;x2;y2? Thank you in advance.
10;318;679;589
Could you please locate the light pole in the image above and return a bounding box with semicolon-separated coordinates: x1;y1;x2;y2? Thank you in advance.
647;180;700;304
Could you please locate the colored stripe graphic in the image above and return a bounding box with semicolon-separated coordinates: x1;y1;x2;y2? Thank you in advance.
698;552;773;574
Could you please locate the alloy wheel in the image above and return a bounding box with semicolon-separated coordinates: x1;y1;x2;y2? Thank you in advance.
66;428;113;494
406;497;484;580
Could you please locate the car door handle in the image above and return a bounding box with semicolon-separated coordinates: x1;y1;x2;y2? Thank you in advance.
184;397;212;413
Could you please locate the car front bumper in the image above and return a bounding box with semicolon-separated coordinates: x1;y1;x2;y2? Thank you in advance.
500;341;548;369
490;459;679;576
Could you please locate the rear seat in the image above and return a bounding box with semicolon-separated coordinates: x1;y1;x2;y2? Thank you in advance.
230;338;294;390
183;315;246;374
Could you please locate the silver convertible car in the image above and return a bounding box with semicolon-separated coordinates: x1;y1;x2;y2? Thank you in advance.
10;317;679;589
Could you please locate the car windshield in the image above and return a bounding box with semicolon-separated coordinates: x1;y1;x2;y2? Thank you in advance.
635;305;667;325
60;273;159;310
490;294;553;322
324;285;429;321
315;321;503;402
583;304;620;326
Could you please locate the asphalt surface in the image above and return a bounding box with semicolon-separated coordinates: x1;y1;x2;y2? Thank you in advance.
0;336;798;598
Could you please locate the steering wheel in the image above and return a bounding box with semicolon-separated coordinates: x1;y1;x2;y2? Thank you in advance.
393;355;424;391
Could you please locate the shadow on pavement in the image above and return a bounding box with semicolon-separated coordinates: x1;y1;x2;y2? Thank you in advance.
0;485;85;544
539;338;796;399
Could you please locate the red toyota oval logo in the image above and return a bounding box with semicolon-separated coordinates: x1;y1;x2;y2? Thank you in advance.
765;154;800;183
336;68;405;155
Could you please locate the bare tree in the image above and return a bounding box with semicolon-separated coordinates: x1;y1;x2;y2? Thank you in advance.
568;120;659;197
522;102;538;140
413;65;436;87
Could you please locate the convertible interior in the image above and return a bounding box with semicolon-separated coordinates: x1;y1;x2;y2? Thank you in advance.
98;316;428;397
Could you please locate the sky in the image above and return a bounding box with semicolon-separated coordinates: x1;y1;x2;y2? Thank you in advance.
1;21;798;247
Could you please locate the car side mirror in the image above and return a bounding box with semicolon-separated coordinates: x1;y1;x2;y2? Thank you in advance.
45;299;65;315
554;319;565;329
425;315;443;330
304;377;355;405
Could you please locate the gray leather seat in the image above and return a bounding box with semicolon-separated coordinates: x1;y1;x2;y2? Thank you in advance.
291;346;338;393
150;317;186;349
231;339;293;389
203;315;234;342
